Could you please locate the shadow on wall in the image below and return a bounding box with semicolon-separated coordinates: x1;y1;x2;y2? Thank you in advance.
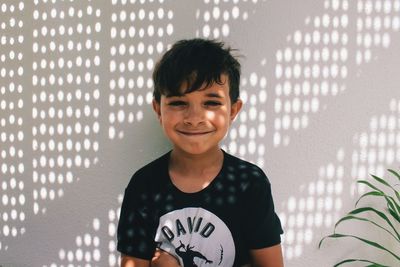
0;0;399;266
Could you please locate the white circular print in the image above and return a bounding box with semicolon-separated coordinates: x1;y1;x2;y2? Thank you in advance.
155;207;235;266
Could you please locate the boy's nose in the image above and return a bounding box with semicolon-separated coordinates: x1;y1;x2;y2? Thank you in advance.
183;105;205;126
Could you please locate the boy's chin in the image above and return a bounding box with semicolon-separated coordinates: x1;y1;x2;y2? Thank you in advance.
172;145;221;156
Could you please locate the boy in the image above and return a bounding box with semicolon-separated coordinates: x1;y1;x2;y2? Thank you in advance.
117;38;284;267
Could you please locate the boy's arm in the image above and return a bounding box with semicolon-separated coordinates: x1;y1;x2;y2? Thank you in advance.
249;244;284;267
121;250;181;267
150;249;181;267
121;254;150;267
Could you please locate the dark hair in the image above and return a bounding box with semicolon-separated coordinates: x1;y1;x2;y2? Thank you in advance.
152;38;241;103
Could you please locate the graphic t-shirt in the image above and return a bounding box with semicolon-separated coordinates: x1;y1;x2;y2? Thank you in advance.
117;150;283;266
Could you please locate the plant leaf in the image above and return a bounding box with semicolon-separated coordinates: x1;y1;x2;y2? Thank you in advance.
384;195;400;217
319;233;400;261
395;189;400;203
354;187;400;217
371;174;392;187
333;215;400;243
320;170;400;266
384;169;400;203
388;207;400;223
357;180;383;194
388;169;400;182
371;173;400;204
333;258;389;267
355;191;384;207
348;207;400;240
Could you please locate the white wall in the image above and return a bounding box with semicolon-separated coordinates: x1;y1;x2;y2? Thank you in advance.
1;0;399;266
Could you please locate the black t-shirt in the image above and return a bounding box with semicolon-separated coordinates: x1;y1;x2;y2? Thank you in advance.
117;150;283;266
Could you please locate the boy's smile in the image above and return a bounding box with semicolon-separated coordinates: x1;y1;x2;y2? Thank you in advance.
153;74;242;156
177;130;214;135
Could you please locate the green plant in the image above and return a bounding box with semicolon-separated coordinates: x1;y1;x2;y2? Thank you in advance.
319;169;400;266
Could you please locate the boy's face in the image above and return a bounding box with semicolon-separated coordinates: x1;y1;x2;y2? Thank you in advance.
152;74;242;156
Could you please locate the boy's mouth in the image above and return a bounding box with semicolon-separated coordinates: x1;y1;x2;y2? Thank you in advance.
177;130;214;136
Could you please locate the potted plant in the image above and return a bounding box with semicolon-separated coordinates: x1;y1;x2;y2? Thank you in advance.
319;169;400;266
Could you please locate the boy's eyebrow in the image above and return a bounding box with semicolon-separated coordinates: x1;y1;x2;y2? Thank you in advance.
165;92;223;98
165;94;184;98
205;92;223;98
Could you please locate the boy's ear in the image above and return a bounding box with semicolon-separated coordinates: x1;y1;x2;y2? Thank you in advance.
152;99;162;123
230;99;243;122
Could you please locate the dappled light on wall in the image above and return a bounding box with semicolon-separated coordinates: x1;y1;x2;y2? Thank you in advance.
31;0;101;216
44;218;102;266
195;0;261;39
279;148;345;260
0;1;26;252
42;194;123;267
351;99;400;194
356;0;400;65
108;195;123;267
280;99;400;262
221;74;269;168
0;0;399;266
274;0;349;147
108;0;174;140
273;0;399;148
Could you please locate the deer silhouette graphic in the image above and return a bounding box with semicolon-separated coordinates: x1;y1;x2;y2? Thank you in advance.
175;240;213;266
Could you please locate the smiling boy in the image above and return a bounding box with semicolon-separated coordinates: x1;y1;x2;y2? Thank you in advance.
117;39;284;266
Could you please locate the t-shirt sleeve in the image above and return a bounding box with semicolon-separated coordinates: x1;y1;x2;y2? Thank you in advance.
242;173;283;249
117;174;157;259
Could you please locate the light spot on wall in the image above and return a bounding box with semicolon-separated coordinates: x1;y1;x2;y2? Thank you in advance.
108;0;174;140
221;71;269;167
274;0;350;147
42;194;124;267
44;218;102;267
281;98;400;260
107;194;123;267
356;0;400;64
280;148;345;260
195;0;258;38
351;98;400;194
0;0;26;252
32;0;101;215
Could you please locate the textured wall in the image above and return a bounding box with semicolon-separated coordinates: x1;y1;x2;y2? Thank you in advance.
1;0;399;266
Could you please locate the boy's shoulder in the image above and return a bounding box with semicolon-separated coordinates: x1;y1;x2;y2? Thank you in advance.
126;151;170;189
137;151;170;174
222;150;270;184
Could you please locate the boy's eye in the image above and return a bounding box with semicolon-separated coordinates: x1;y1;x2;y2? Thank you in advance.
168;101;187;106
205;101;222;106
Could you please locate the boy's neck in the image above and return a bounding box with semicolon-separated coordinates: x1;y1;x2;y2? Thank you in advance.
169;147;223;176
